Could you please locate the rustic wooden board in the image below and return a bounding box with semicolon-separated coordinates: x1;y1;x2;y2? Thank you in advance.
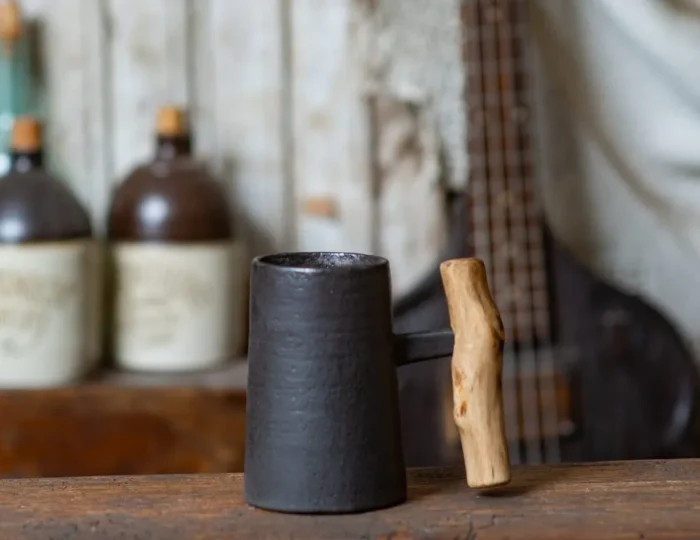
291;0;374;255
374;94;450;297
20;0;458;301
366;0;465;298
107;0;191;182
0;378;246;479
26;0;110;229
0;459;698;539
193;0;289;256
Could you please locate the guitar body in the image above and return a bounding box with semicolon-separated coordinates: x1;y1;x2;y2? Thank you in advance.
393;0;700;467
545;225;700;462
394;200;700;465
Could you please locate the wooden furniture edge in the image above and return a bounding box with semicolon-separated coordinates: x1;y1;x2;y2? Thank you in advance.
0;459;699;539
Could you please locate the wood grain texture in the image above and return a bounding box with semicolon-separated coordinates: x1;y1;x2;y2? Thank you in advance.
29;0;109;231
21;0;458;301
364;0;467;191
374;95;449;298
0;460;698;539
194;0;289;256
441;258;510;487
367;0;463;298
107;0;190;183
0;379;246;479
291;0;374;254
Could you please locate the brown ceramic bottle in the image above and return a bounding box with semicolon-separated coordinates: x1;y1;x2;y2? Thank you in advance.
108;106;245;372
0;117;99;386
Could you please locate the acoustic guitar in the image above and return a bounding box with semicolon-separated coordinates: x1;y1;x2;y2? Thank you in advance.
394;0;700;465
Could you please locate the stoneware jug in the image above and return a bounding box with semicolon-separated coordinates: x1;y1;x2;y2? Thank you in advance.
244;252;510;514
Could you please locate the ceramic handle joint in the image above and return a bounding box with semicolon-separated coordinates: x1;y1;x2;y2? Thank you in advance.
393;330;454;367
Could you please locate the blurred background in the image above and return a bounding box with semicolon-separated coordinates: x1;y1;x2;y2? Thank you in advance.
0;0;700;478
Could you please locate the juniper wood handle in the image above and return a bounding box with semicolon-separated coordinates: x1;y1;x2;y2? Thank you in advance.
440;258;511;488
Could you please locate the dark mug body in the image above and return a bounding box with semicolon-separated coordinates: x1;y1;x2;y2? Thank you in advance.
244;252;453;514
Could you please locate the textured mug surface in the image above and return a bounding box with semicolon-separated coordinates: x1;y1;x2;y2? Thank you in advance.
244;252;452;514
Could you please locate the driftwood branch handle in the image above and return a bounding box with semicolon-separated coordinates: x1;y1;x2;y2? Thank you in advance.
440;258;511;488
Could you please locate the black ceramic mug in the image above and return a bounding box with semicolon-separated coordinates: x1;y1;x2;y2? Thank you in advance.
244;252;456;514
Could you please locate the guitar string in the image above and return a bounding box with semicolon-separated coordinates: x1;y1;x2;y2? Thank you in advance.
523;0;562;463
510;0;561;463
470;0;522;466
475;2;523;463
488;0;543;465
498;0;542;465
491;0;531;465
488;0;532;465
480;0;535;465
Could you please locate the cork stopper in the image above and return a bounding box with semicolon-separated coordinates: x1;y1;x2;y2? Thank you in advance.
10;116;41;153
156;106;188;138
0;0;22;45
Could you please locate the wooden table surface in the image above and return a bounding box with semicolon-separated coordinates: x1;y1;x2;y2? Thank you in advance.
1;459;699;539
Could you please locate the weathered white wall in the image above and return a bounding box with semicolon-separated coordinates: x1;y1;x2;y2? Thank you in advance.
20;0;464;301
530;0;700;358
25;0;697;359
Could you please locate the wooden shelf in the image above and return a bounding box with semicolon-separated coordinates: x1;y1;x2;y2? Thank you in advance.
84;359;249;389
0;361;249;479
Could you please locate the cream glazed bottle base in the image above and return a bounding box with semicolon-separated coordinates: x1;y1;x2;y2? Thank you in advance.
112;240;249;373
0;239;100;387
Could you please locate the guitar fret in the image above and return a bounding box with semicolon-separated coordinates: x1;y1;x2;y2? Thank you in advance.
506;223;528;239
472;246;492;260
526;230;544;247
468;90;529;105
532;293;548;310
508;209;527;223
469;155;534;168
464;29;528;43
527;267;546;287
471;238;496;252
528;253;546;268
515;314;534;335
467;60;528;75
491;230;508;247
467;91;531;108
526;231;543;245
530;274;546;293
512;272;532;289
470;210;490;227
536;314;551;334
469;113;533;132
508;227;529;243
469;183;488;197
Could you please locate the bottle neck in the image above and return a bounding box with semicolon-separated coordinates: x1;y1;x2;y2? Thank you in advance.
155;135;192;161
9;149;43;172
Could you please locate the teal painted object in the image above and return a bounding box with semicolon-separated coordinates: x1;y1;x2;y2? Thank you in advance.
0;23;36;175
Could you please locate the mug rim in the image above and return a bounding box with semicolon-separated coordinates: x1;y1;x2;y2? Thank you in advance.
253;251;388;272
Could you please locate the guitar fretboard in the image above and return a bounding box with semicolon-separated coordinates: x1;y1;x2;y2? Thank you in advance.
463;0;562;466
464;0;550;347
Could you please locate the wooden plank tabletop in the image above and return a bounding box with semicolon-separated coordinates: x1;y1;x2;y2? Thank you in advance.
1;459;699;539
